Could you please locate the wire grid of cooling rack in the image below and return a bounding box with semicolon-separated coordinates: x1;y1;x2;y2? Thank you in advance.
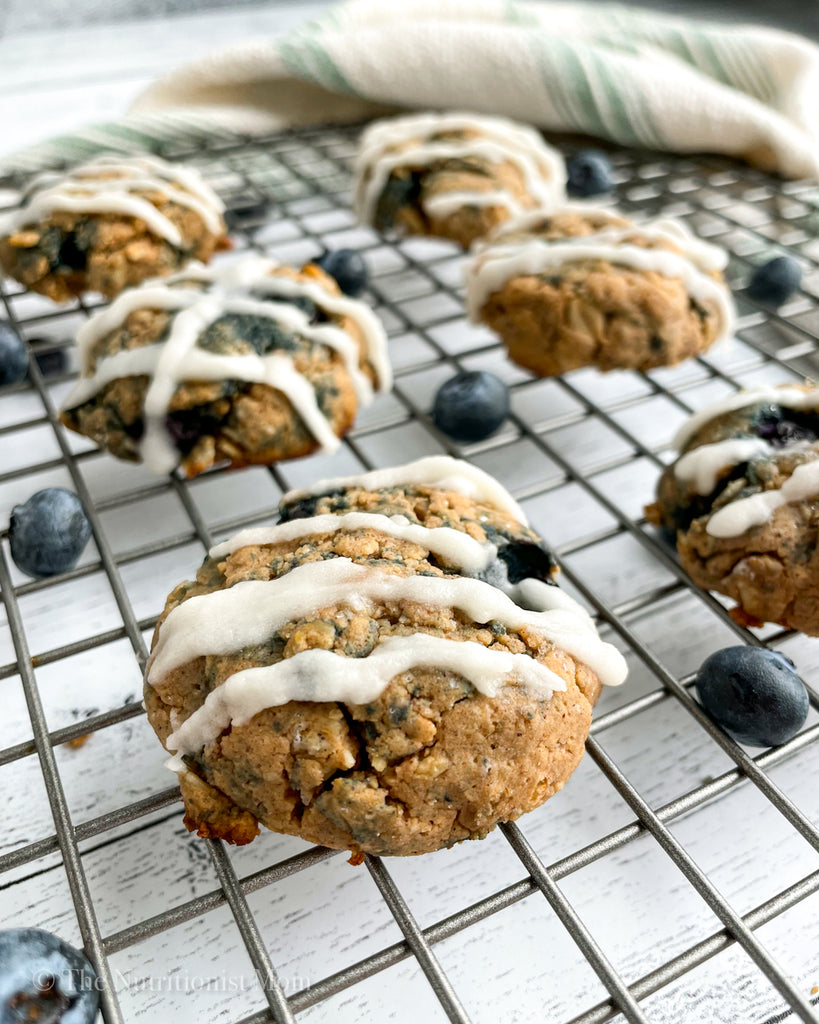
1;121;819;1024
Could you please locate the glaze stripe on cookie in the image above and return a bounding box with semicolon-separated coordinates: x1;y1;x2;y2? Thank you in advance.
669;385;819;538
466;221;735;342
281;454;528;523
150;458;627;772
147;556;627;688
422;189;523;219
209;512;597;620
209;511;499;575
62;255;390;474
164;634;570;768
674;437;775;495
1;154;225;246
672;385;819;449
707;460;819;538
354;112;566;225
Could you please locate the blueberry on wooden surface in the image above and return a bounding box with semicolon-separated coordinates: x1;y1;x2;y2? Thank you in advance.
0;927;99;1024
316;249;369;297
747;255;802;306
9;488;92;578
695;646;809;747
432;370;510;442
0;321;28;386
566;150;614;197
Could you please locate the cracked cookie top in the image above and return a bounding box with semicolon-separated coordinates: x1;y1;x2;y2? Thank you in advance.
353;111;566;247
59;255;391;477
144;455;627;855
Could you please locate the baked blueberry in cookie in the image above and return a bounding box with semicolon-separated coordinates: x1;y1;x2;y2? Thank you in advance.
59;255;391;478
0;154;227;302
648;384;819;634
354;112;566;248
466;207;734;376
144;456;627;856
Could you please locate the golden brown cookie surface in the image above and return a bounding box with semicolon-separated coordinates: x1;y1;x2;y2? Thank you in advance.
649;385;819;635
354;112;566;249
466;210;734;375
0;155;228;301
144;457;627;855
59;256;390;478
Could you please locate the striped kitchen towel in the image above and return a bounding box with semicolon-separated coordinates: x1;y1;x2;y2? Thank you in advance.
5;0;819;178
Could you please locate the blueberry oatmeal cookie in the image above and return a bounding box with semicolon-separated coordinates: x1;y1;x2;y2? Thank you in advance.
647;385;819;634
59;255;390;477
354;112;566;248
465;210;735;375
144;456;627;856
0;154;227;302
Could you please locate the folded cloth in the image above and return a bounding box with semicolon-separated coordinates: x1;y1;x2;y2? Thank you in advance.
4;0;819;178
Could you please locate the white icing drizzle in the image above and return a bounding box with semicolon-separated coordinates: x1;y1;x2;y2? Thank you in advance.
164;633;568;768
151;458;629;762
707;459;819;538
208;512;498;576
422;188;524;220
354;112;566;226
1;154;225;246
672;386;819;450
281;454;528;524
464;221;735;343
674;437;774;495
62;255;390;474
667;385;819;537
147;556;628;689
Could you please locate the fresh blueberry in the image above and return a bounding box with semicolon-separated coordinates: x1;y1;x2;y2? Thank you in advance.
0;927;99;1024
433;370;510;443
0;321;28;386
747;255;802;306
9;488;92;578
315;249;369;297
696;646;809;747
566;149;614;197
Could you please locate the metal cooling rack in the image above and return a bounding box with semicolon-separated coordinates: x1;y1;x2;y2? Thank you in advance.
1;121;819;1024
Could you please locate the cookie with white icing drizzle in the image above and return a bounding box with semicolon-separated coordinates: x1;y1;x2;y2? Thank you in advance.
465;207;735;375
59;255;391;478
648;384;819;634
0;154;227;302
353;112;566;248
144;455;627;856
